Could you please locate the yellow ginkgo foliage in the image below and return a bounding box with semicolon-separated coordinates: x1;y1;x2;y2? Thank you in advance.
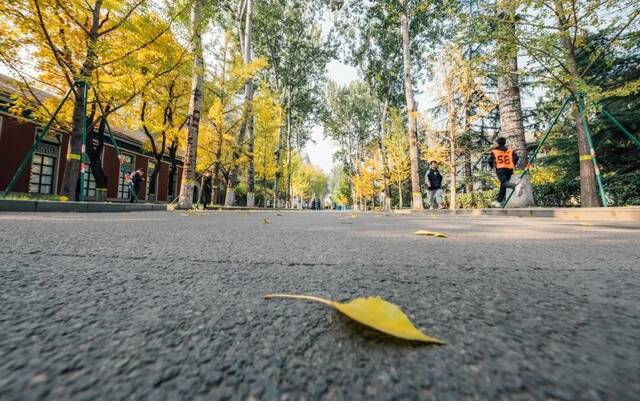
415;230;448;238
264;294;444;344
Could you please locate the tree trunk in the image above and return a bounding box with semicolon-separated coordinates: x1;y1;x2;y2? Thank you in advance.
60;3;101;200
400;5;423;210
377;98;392;211
496;0;535;207
168;140;178;199
464;149;473;193
273;123;283;208
449;139;457;210
244;0;256;207
398;180;403;209
224;177;236;206
178;0;205;209
571;103;599;206
86;113;108;201
285;94;292;208
553;3;599;207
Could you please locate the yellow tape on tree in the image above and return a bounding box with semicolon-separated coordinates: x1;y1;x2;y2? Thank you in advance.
67;153;81;160
579;155;592;161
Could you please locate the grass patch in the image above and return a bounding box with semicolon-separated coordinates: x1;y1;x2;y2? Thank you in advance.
0;192;70;202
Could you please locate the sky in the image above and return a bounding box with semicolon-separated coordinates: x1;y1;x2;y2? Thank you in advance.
303;61;359;174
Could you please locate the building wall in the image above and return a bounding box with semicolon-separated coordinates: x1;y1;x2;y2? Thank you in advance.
0;116;36;193
102;146;120;199
157;162;169;202
0;114;181;202
134;154;148;200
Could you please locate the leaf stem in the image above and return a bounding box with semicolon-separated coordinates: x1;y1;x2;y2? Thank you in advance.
263;293;334;306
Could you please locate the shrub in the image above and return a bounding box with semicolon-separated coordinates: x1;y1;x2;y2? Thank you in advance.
605;172;640;206
456;190;498;209
532;172;640;207
532;179;581;207
0;193;69;202
440;190;499;209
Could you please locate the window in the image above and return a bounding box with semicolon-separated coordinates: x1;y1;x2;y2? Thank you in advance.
117;154;134;199
83;163;97;198
146;160;156;200
30;153;56;194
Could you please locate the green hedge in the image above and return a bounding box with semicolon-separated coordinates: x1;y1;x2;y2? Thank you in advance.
605;172;640;206
455;190;498;209
532;180;581;207
531;172;640;207
433;172;639;209
439;190;498;209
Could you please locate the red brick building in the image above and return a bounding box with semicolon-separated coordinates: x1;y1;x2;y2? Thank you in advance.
0;74;183;202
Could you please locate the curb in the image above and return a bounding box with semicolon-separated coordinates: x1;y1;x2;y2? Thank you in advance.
410;207;640;221
0;199;167;213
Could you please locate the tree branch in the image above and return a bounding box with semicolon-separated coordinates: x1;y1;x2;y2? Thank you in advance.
33;0;76;92
98;0;144;37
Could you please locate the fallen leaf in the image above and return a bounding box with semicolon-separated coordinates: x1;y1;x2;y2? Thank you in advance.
263;218;271;224
264;293;444;344
415;230;448;238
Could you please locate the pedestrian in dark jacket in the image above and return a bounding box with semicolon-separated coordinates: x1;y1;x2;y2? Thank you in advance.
129;168;145;203
201;172;212;210
425;161;444;209
488;137;519;207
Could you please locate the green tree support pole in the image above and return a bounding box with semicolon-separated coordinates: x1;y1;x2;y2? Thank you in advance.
577;97;608;208
2;86;75;197
502;95;573;208
602;108;640;150
91;88;138;202
78;81;89;202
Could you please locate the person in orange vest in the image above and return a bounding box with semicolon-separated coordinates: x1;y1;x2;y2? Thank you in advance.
488;137;519;207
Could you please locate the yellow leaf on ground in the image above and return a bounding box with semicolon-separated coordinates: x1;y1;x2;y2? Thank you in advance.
264;218;271;224
264;294;444;344
415;230;448;238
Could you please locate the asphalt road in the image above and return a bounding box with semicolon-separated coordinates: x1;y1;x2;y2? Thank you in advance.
1;210;639;401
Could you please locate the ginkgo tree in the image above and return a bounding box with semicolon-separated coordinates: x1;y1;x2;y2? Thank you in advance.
252;84;283;205
384;108;411;208
196;34;267;205
0;0;183;200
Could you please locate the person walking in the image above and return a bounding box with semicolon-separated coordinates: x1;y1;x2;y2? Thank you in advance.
425;161;444;209
128;168;145;203
201;172;212;210
489;137;519;207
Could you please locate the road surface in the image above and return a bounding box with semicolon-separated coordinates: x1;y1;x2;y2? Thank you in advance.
1;211;639;401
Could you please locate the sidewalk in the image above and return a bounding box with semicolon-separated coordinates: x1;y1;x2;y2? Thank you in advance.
0;199;167;213
410;207;640;221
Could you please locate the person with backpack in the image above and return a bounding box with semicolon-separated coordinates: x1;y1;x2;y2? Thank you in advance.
488;137;520;207
128;168;145;203
201;171;212;210
425;161;445;209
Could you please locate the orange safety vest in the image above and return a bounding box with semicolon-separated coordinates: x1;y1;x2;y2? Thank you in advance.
491;148;515;169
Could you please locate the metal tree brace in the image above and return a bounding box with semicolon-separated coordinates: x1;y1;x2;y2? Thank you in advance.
501;94;640;208
2;80;138;202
